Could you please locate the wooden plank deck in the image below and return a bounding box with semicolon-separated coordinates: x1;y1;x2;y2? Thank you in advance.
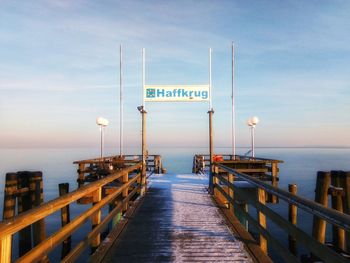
102;173;253;262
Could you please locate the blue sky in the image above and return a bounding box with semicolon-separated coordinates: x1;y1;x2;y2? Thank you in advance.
0;0;349;149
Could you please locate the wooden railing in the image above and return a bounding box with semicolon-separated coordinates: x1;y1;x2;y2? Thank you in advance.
212;162;350;263
0;162;143;263
74;155;164;186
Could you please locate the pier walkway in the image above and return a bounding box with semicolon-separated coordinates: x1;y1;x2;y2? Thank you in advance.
102;173;252;262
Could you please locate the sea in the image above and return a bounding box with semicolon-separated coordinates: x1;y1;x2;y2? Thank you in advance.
0;147;349;262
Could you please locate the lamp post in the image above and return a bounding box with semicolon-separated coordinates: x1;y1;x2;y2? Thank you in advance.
247;116;259;158
96;117;109;159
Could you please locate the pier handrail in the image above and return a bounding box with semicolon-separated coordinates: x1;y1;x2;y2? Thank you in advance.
0;162;142;263
213;162;350;263
196;154;283;163
216;163;350;231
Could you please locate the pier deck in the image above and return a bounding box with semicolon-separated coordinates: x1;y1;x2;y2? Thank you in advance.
102;172;252;262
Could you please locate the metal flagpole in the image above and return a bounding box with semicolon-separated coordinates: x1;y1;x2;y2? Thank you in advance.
119;44;123;156
208;48;214;194
142;48;145;109
231;42;236;160
209;48;212;110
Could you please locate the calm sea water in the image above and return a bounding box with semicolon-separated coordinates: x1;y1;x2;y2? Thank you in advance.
0;147;349;261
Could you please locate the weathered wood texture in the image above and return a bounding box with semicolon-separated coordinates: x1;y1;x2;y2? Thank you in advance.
0;163;142;263
288;184;297;255
214;163;350;263
59;183;71;259
312;171;331;244
102;173;252;262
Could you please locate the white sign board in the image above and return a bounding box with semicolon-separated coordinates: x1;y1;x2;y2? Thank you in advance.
144;85;210;102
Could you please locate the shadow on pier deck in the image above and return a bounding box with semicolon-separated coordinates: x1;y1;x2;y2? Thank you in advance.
99;173;254;263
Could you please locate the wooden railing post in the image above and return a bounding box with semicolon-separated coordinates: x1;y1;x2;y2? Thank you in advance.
0;236;12;263
312;171;331;244
228;173;234;214
192;156;197;173
339;171;350;253
122;172;129;212
270;162;278;203
59;183;71;259
257;187;267;254
213;166;219;198
30;172;46;247
91;187;102;252
288;184;297;255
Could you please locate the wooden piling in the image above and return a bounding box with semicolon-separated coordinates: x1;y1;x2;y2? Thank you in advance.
3;173;17;220
17;172;32;256
59;183;71;259
330;171;345;251
257;187;267;254
78;163;85;187
339;171;350;253
312;171;331;244
1;173;17;263
288;184;297;255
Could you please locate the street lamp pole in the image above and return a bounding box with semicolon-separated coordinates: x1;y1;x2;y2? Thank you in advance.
96;117;109;159
247;116;259;158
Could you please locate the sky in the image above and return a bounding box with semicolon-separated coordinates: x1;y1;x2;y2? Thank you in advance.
0;0;349;149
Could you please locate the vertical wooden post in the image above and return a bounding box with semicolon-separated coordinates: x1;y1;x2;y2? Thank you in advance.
154;155;161;174
312;171;331;244
141;109;147;196
212;166;219;198
257;187;267;254
228;173;234;214
78;163;85;188
0;236;12;263
17;172;32;256
270;162;278;203
1;173;17;263
109;198;121;229
122;172;129;212
288;184;297;255
3;173;17;220
192;156;196;173
339;171;350;253
208;109;214;194
91;187;102;253
330;171;345;251
30;172;46;247
59;183;71;259
235;202;248;230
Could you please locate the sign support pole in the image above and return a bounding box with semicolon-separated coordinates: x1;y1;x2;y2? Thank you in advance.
231;42;236;160
119;44;123;157
140;48;147;195
208;48;214;194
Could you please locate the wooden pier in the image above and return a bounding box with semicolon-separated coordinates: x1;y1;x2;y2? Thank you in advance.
1;155;350;262
98;172;255;263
